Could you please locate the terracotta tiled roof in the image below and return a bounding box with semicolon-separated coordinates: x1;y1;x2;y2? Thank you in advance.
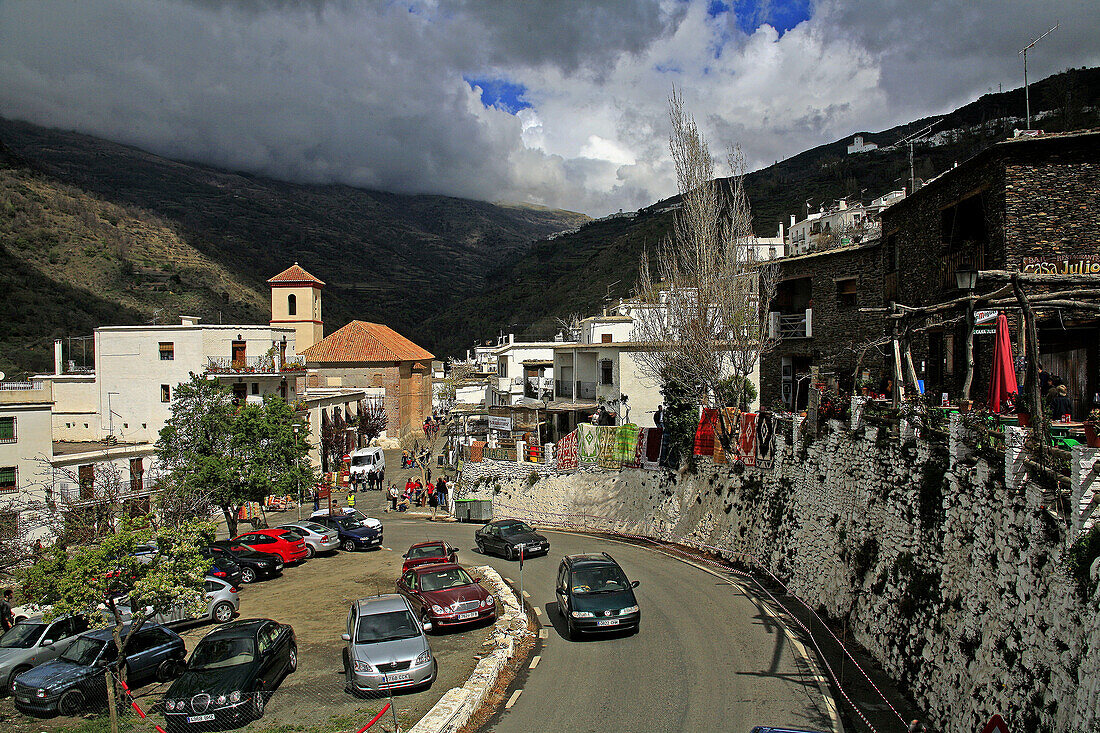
301;321;434;363
267;262;325;286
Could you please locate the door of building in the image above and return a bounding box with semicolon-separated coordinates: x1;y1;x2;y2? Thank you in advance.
231;340;247;366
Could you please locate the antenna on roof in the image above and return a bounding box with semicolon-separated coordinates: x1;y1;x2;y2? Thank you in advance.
893;120;941;194
1019;23;1058;130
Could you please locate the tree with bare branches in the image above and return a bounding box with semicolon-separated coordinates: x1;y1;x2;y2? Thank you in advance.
633;89;779;451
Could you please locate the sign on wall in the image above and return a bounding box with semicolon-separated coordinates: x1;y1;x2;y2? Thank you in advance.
974;309;999;336
1021;254;1100;276
488;415;513;432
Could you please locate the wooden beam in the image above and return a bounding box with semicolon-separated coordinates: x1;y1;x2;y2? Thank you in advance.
961;299;975;400
1012;275;1047;465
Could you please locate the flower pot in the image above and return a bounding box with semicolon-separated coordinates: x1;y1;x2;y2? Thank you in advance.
860;387;871;396
1017;412;1031;428
1085;423;1100;448
957;401;972;413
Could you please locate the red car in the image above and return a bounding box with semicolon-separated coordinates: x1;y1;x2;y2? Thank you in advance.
229;528;309;564
396;563;496;630
401;540;458;573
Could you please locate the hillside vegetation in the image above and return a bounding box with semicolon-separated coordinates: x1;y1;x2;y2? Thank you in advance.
0;122;588;376
422;67;1100;355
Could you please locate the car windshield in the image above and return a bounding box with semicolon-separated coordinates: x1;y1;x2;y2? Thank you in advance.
60;636;111;666
351;455;371;466
355;611;419;644
499;522;534;537
301;522;327;533
420;568;474;592
0;622;47;648
189;636;256;669
571;566;631;594
408;545;445;559
276;531;301;542
334;516;364;530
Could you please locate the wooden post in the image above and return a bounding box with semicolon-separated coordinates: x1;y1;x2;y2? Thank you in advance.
1012;275;1047;463
105;668;119;733
904;342;921;396
892;338;906;407
961;298;976;400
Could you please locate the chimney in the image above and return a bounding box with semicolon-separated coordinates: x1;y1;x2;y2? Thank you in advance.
509;333;515;344
839;199;847;210
778;221;785;240
54;339;64;375
790;214;796;227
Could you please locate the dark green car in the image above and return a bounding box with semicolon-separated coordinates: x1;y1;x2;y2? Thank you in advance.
555;553;640;639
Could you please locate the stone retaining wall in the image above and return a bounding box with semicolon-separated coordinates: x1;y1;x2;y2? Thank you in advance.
464;421;1100;732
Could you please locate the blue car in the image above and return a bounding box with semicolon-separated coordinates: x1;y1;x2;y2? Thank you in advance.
312;512;383;551
13;624;186;717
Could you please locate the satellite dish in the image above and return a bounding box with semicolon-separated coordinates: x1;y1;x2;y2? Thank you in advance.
0;372;6;381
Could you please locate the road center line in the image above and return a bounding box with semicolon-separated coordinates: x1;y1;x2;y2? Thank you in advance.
505;689;522;709
532;606;542;617
529;655;541;670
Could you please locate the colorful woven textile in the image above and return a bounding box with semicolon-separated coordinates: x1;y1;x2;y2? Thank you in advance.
614;424;640;464
556;430;579;470
470;441;486;463
755;413;775;469
733;412;757;466
578;423;600;464
693;408;719;456
623;428;644;469
643;428;662;470
596;426;619;469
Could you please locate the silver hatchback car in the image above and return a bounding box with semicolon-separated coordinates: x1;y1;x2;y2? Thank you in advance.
342;595;435;695
0;615;90;693
123;576;240;626
277;522;340;558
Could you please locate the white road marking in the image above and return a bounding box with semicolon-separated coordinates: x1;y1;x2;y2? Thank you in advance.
529;655;541;670
505;689;522;709
538;628;548;639
522;590;531;598
504;577;514;585
532;606;542;617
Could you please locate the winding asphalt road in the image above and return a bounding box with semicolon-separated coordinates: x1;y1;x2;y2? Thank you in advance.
380;511;836;733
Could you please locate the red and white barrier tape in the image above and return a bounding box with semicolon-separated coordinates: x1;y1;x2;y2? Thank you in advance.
493;502;908;732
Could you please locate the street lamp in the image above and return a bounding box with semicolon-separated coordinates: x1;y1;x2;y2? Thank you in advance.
955;268;978;291
293;424;301;520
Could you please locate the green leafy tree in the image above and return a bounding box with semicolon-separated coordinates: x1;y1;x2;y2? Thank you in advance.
661;374;699;470
17;516;212;719
156;374;313;537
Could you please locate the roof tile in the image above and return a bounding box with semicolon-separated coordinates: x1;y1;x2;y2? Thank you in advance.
301;321;434;363
267;263;325;286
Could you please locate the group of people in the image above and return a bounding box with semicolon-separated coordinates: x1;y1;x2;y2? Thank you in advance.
423;412;443;441
359;468;386;491
388;475;451;516
1038;364;1075;421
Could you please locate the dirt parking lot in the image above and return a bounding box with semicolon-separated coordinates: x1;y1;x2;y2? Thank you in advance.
2;523;498;733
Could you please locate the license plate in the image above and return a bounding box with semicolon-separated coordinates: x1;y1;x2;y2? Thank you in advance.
458;611;479;620
596;619;620;627
187;714;215;723
386;673;412;682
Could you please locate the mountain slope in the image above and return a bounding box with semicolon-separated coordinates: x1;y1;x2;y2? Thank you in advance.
0;120;588;375
423;66;1100;355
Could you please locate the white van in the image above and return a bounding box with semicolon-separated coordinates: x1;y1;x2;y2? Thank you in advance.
348;447;385;488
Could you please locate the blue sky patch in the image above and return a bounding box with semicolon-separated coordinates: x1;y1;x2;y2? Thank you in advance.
464;76;531;114
733;0;812;36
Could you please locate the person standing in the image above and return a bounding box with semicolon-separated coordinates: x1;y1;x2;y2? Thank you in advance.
428;482;438;518
435;476;448;514
388;483;399;511
1;589;14;632
346;490;356;509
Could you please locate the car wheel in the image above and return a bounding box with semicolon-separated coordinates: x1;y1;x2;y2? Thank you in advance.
288;644;298;673
305;544;316;558
475;540;485;554
8;665;31;695
241;567;257;584
342;539;356;552
58;688;85;716
566;618;579;641
156;658;182;682
252;690;266;719
213;601;235;623
505;545;515;561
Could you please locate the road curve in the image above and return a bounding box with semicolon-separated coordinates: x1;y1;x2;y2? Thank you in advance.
382;515;835;733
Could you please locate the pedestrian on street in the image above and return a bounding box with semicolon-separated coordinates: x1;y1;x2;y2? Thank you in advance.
1;589;14;632
388;483;399;511
428;483;438;518
346;490;356;509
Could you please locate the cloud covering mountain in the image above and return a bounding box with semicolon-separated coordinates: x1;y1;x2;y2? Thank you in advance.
2;0;1096;215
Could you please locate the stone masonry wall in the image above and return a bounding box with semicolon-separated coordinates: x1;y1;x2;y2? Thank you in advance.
460;423;1100;732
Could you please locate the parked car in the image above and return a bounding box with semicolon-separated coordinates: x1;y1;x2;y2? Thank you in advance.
123;577;240;627
311;507;382;530
275;521;339;558
206;544;282;584
312;512;384;552
555;553;640;639
396;563;496;630
341;595;435;694
227;529;309;564
401;540;458;573
161;618;296;731
1;615;90;694
475;519;550;560
12;624;185;716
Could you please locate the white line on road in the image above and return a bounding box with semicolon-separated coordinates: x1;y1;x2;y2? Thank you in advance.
532;606;542;617
529;655;541;670
505;689;522;709
504;577;514;585
522;590;531;598
538;628;548;639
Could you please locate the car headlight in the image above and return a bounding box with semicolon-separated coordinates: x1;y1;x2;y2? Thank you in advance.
571;610;594;618
164;700;176;711
353;660;374;673
229;691;241;703
620;605;639;614
430;605;445;614
36;688;47;698
415;650;432;665
216;694;227;705
482;596;495;607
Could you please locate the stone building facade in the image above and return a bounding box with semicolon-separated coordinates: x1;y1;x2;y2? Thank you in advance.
881;130;1100;414
761;240;884;408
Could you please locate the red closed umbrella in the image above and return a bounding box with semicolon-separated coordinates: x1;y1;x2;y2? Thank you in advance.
987;312;1019;412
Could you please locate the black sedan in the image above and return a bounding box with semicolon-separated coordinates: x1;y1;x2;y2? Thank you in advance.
206;544;283;584
474;519;550;560
161;618;296;731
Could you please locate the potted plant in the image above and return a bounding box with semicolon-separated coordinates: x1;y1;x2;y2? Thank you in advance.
1085;409;1100;448
1015;391;1033;428
955;398;973;413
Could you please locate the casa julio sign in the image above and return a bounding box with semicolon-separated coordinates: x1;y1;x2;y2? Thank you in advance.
488;415;513;432
1021;254;1100;275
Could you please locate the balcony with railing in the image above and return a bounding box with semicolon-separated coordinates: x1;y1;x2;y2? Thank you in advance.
204;354;306;375
768;309;813;339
